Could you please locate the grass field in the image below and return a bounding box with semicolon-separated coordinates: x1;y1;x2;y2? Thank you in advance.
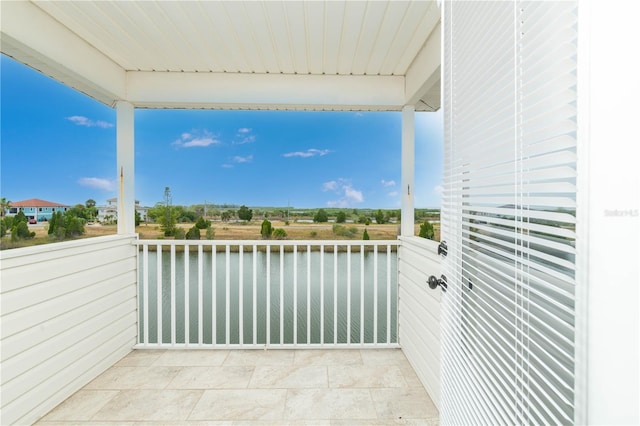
1;220;440;250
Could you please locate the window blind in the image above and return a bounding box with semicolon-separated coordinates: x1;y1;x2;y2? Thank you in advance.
441;2;578;424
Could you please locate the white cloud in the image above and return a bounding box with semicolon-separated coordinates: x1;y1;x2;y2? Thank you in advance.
387;191;399;197
323;178;364;207
234;128;256;144
173;130;221;148
221;164;233;168
344;185;364;203
283;148;331;158
433;184;443;195
233;155;253;163
381;179;396;187
322;180;338;191
66;115;113;128
77;177;115;191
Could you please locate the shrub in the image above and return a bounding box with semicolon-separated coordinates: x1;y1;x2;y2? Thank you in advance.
332;224;358;238
273;228;287;240
313;209;328;223
195;216;209;229
186;226;201;240
11;221;35;241
260;219;273;239
363;229;370;240
336;211;346;223
174;228;186;239
419;221;435;240
205;226;215;239
310;231;318;238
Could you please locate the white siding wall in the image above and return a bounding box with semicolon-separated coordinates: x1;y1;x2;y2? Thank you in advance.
398;236;442;407
0;235;138;425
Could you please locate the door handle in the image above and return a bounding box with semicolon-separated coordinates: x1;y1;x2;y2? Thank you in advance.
428;275;447;292
438;241;448;257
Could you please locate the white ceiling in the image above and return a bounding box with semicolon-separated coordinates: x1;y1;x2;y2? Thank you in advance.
1;1;441;111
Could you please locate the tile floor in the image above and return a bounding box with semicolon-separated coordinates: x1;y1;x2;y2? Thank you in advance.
35;349;439;425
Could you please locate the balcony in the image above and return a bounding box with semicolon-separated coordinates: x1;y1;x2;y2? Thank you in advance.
1;235;441;424
34;348;438;424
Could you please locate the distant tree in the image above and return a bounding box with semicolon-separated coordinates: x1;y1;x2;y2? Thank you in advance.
363;229;370;240
185;225;201;240
47;211;84;240
135;211;141;227
67;204;88;219
221;211;232;222
85;199;96;208
272;228;287;240
14;211;27;224
174;228;186;239
336;211;346;223
374;209;386;224
260;219;273;239
313;209;328;223
237;205;253;222
195;216;209;229
419;221;435;240
0;197;11;217
0;216;14;237
205;226;215;239
11;221;35;241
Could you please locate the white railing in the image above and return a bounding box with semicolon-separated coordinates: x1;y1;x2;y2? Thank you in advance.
135;240;399;349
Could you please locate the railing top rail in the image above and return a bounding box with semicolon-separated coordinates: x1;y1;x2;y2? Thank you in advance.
134;239;400;247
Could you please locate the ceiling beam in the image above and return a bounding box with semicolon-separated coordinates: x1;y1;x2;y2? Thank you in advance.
126;71;406;111
405;22;442;111
0;0;126;106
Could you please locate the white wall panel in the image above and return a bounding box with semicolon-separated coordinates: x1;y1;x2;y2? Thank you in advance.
398;236;442;408
0;235;138;425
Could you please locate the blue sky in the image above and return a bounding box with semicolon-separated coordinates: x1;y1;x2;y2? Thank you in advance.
1;55;443;209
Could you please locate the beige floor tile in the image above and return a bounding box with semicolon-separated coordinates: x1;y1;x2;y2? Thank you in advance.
168;366;254;389
114;350;166;366
188;389;287;421
223;349;295;366
250;365;327;388
398;363;426;388
371;387;439;420
359;349;409;366
153;349;230;366
84;366;181;389
329;365;406;388
331;419;435;425
293;349;363;366
38;390;119;421
284;388;375;420
91;389;202;421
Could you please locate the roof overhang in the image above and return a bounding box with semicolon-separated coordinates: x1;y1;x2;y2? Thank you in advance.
0;1;441;111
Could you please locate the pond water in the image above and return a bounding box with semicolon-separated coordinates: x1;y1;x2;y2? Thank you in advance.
139;248;398;345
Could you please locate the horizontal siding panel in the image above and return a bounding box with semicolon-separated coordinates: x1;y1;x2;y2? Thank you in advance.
2;266;137;339
2;286;136;383
0;235;136;269
0;236;138;426
0;242;136;292
1;274;135;363
1;257;136;316
2;305;136;405
398;237;442;408
7;328;135;425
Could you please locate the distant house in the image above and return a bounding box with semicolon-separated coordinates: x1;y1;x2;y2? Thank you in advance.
5;198;68;222
97;198;149;223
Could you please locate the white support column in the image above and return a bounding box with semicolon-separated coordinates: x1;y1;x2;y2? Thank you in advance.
401;105;416;237
116;101;135;235
578;2;640;424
